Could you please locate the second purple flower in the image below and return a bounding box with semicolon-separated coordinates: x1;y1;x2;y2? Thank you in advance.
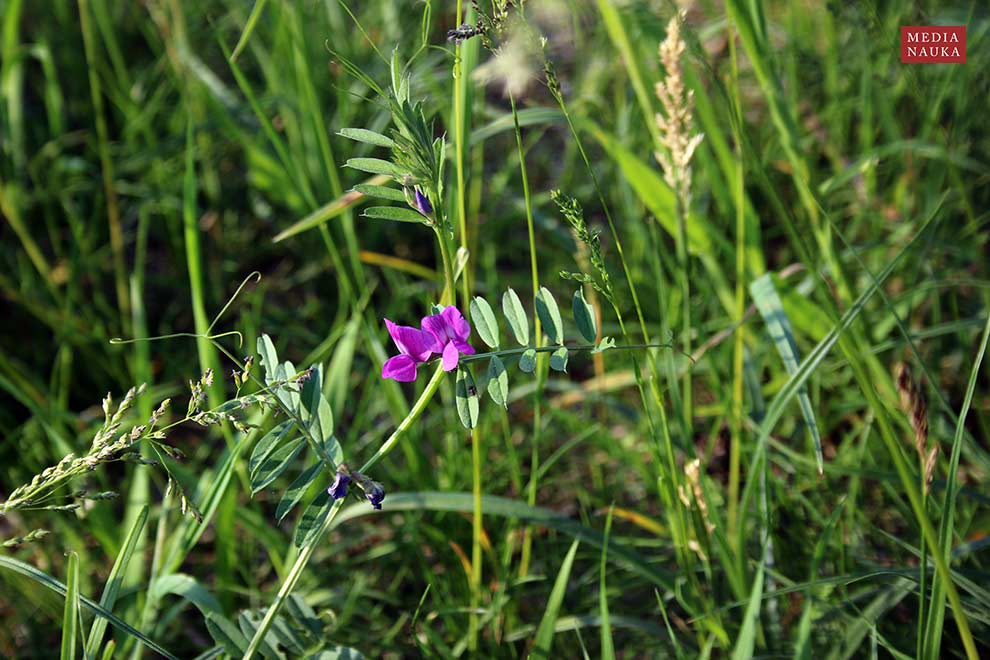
380;306;476;382
422;306;476;372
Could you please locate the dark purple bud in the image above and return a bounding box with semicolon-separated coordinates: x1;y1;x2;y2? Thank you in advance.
366;481;385;510
327;471;351;500
414;189;433;216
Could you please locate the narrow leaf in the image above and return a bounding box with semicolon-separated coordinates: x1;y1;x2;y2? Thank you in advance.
276;462;324;523
0;557;180;659
532;539;580;658
750;274;823;474
294;490;334;548
85;506;148;658
151;573;222;615
502;288;530;346
731;553;765;660
536;287;563;344
486;356;509;408
61;552;79;660
257;335;279;384
344;157;403;178
330;492;675;592
229;0;268;62
351;184;406;203
572;288;597;343
599;508;615;660
205;612;249;656
455;367;480;429
273;174;390;243
249;421;293;478
251;436;305;494
337;127;394;148
362;206;427;224
470;297;500;349
300;364;334;449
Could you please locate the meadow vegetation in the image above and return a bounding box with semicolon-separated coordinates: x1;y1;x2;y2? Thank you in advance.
1;0;988;657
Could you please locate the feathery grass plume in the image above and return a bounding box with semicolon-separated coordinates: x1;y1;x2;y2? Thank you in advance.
654;11;704;211
895;362;937;493
1;369;307;527
552;189;615;305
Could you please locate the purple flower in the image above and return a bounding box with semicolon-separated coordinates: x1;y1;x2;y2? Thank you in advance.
327;471;351;500
422;306;476;372
365;481;385;510
381;319;436;382
413;188;433;216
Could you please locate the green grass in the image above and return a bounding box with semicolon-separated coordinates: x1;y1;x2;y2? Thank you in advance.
1;1;989;658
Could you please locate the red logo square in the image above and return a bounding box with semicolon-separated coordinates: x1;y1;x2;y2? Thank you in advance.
901;26;966;63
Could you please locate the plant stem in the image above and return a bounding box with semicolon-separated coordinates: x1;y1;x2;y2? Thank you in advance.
512;92;544;579
244;364;448;660
726;7;746;544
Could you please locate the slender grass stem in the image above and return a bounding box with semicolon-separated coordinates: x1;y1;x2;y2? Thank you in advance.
78;0;129;329
511;93;544;579
451;4;481;647
726;7;746;546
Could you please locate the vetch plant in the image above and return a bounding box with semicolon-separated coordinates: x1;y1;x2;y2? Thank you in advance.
381;306;477;382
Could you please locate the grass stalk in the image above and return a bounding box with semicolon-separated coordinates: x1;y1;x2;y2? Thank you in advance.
78;0;129;329
725;5;746;544
510;93;544;580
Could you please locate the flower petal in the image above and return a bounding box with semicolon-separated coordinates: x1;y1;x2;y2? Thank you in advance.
453;339;476;355
441;341;460;371
414;189;433;216
421;313;449;345
327;472;351;499
385;318;435;361
382;354;419;382
366;482;385;510
441;306;472;341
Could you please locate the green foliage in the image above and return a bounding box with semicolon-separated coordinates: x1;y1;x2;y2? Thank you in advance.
2;1;988;658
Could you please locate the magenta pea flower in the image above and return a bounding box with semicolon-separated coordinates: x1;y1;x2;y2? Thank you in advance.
422;306;476;372
381;319;436;382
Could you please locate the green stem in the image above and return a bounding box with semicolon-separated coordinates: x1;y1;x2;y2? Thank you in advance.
469;425;482;650
244;364;447;660
435;226;457;307
459;342;674;364
512;92;544;579
726;8;746;545
452;0;470;309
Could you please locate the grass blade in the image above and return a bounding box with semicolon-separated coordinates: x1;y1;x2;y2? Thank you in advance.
229;0;269;62
0;557;179;659
330;492;674;593
85;505;149;658
599;507;615;660
731;551;764;660
923;311;990;657
532;539;581;659
61;552;80;660
750;273;823;474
